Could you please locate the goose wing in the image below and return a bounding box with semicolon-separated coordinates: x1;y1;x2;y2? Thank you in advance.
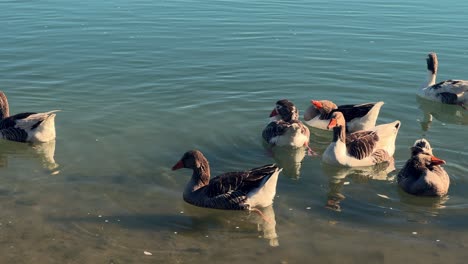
206;164;278;197
0;111;59;131
12;111;59;131
262;120;291;143
431;80;468;94
345;131;379;160
335;102;378;120
430;80;468;104
0;112;37;129
0;127;29;142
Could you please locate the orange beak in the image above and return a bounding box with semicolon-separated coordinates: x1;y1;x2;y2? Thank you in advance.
327;118;337;130
172;160;184;170
430;156;446;166
269;108;279;117
311;100;323;109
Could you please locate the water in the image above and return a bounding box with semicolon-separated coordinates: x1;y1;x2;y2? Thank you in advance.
1;0;468;262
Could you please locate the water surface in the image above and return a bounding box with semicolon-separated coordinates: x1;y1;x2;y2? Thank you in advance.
1;0;468;263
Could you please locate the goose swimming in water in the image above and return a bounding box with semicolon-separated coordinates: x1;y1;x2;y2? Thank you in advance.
172;150;282;210
322;111;400;167
397;139;449;197
262;99;310;148
420;52;468;109
303;100;384;133
0;91;59;143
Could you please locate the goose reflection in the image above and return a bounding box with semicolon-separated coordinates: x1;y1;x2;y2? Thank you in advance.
322;160;395;212
417;96;468;132
0;140;59;171
246;205;279;247
397;187;449;212
182;203;279;247
265;144;307;179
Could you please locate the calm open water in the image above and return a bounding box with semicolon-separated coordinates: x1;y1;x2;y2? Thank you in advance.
1;0;468;263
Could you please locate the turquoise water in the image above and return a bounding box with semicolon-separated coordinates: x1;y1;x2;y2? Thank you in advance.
1;0;468;262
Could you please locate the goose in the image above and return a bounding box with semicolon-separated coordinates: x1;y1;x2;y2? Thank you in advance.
420;52;468;109
322;111;400;167
262;99;310;148
304;100;384;133
172;150;282;210
0;91;58;143
397;139;449;196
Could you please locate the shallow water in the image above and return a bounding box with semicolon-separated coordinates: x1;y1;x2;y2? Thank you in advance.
1;0;468;263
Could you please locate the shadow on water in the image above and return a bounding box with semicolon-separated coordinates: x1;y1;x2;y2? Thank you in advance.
417;96;468;132
0;140;59;172
48;204;279;247
322;161;396;212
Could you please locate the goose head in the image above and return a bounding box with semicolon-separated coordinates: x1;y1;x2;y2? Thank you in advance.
311;100;338;114
269;99;299;122
304;100;337;121
410;152;446;173
327;112;347;143
426;52;438;75
326;111;346;130
410;138;433;156
172;150;209;171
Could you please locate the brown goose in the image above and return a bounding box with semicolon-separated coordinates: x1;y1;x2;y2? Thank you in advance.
397;139;449;196
262;99;310;148
0;91;59;143
420;52;467;109
172;150;282;210
304;100;384;133
322;111;400;167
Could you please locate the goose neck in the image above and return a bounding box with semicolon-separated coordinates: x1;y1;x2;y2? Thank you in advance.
332;125;346;144
426;71;437;87
188;164;211;192
0;92;10;120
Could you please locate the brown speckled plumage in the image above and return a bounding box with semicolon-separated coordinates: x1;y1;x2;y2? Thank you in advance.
331;112;385;161
398;139;449;197
263;99;310;147
172;150;280;210
0;91;58;143
422;52;468;108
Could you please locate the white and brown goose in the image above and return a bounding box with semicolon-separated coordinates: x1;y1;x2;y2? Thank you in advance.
304;100;384;133
262;99;310;148
322;111;400;167
0;91;59;143
397;139;449;196
172;150;282;210
420;52;468;109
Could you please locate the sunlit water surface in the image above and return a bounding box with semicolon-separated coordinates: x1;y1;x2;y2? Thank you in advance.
1;0;468;263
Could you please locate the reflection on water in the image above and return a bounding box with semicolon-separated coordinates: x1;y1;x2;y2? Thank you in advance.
397;187;449;212
322;161;395;212
31;141;59;171
417;96;468;132
248;205;279;247
2;0;468;261
171;203;279;247
268;145;307;179
309;127;334;154
0;140;59;172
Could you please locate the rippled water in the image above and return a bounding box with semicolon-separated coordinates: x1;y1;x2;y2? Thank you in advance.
1;0;468;263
